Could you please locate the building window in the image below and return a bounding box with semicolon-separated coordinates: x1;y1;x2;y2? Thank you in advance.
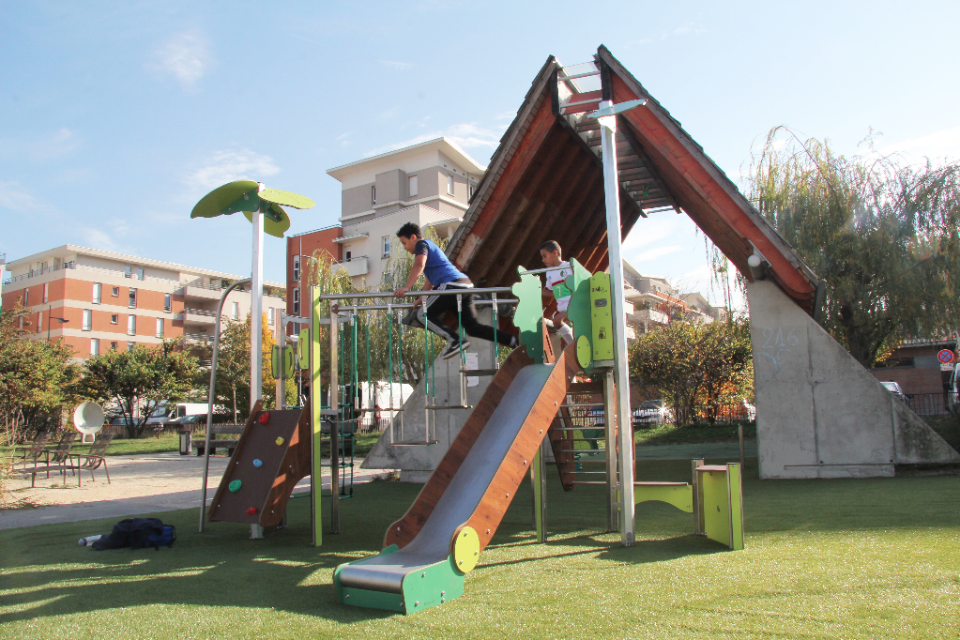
267;311;274;325
293;255;300;282
90;338;99;356
293;289;300;315
112;286;119;297
232;302;239;320
469;183;475;199
37;311;43;332
129;288;137;308
93;283;102;304
110;341;118;351
156;318;164;338
345;251;352;262
110;314;118;324
382;236;391;259
125;265;132;279
446;174;454;195
127;315;135;336
408;175;418;197
164;294;171;312
82;310;92;331
371;185;377;204
43;283;49;304
127;342;135;352
137;268;144;281
23;289;28;306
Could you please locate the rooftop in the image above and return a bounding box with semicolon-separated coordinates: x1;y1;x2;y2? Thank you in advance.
326;137;487;182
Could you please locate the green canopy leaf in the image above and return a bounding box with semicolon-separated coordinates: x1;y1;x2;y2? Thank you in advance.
243;203;290;238
191;180;260;219
258;188;315;210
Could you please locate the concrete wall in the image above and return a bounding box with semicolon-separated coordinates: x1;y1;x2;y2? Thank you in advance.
361;306;503;481
747;280;960;478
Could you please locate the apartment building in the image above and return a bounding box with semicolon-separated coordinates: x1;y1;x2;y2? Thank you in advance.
285;225;342;319
1;246;286;361
623;260;724;335
324;137;485;289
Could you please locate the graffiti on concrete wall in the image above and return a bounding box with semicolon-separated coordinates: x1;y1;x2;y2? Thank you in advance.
757;326;799;375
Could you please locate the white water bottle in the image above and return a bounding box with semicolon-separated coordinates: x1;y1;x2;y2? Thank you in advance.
78;535;102;547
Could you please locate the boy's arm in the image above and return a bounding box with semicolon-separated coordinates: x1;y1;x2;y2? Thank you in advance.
394;253;427;299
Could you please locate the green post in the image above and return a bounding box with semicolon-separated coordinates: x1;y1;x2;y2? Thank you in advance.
311;288;325;546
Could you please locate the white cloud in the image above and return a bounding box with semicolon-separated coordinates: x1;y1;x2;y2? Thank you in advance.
633;245;684;261
364;122;505;157
880;126;960;164
0;180;51;213
185;150;280;190
336;132;352;147
622;216;680;253
148;31;212;89
380;60;413;70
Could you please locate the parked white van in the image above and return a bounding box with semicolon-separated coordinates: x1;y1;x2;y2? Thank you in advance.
146;403;216;427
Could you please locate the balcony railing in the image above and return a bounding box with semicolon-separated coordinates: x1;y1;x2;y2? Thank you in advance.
184;307;218;317
184;333;215;343
6;260;76;284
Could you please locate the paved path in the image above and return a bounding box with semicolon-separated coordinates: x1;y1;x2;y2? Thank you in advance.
0;452;395;530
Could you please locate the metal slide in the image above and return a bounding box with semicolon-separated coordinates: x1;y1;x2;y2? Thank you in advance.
334;344;578;614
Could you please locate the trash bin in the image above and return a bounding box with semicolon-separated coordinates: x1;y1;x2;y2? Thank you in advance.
178;429;192;455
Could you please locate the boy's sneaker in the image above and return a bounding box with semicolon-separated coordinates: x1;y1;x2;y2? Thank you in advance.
401;307;423;329
440;339;470;359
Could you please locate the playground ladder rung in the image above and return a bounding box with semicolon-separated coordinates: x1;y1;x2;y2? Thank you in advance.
572;471;607;475
635;481;689;487
552;427;604;432
390;441;440;447
572;481;607;485
558;448;607;453
426;404;474;410
559;403;604;408
459;368;500;376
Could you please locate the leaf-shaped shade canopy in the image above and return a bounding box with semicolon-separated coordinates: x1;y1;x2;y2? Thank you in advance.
243;203;290;238
258;188;315;210
191;180;260;219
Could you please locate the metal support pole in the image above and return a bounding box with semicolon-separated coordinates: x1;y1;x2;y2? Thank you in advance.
275;307;284;410
329;307;340;534
310;289;327;546
198;278;251;534
598;102;635;545
532;436;547;543
602;367;619;532
250;207;264;410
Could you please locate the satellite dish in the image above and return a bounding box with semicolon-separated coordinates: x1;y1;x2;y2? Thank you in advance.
73;402;105;435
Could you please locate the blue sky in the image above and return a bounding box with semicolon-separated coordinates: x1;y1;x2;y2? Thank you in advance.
3;1;959;306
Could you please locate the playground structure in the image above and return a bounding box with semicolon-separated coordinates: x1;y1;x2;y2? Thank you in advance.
188;44;957;615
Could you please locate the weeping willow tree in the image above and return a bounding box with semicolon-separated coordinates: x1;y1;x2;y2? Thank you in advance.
747;128;960;368
305;227;449;393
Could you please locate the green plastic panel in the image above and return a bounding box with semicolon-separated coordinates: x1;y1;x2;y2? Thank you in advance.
191;180;259;219
242;204;291;238
270;346;281;379
564;258;593;371
400;555;466;614
699;466;744;550
727;464;744;551
589;272;614;362
297;328;309;369
634;483;693;513
258;188;316;210
511;267;545;364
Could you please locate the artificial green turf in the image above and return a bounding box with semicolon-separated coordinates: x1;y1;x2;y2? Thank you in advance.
1;458;957;639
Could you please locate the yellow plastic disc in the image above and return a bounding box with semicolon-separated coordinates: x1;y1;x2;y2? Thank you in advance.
452;526;480;573
576;334;592;369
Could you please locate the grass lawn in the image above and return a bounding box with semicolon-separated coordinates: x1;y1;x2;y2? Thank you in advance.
1;458;957;639
635;421;756;447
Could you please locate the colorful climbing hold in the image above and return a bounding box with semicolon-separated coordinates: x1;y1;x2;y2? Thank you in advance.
229;480;242;493
246;506;258;515
252;459;263;468
275;437;285;446
258;412;270;425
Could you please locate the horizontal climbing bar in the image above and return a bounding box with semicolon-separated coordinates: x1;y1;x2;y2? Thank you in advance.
559;403;604;408
320;287;515;301
335;298;518;313
426;404;474;411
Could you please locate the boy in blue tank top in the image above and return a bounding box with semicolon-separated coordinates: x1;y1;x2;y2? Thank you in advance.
393;222;518;359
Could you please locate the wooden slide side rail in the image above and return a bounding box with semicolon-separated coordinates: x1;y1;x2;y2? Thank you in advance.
382;347;535;550
464;342;580;553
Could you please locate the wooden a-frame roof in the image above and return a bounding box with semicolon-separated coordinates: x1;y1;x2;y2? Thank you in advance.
447;45;821;315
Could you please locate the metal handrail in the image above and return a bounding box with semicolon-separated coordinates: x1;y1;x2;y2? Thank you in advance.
199;277;252;533
319;286;514;300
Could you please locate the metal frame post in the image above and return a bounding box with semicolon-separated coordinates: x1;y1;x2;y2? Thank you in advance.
198;278;251;534
598;101;635;545
275;307;285;409
329;307;340;534
310;288;326;546
603;367;619;532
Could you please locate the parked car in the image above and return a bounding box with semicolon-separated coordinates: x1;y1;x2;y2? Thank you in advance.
108;416;135;426
633;400;672;427
168;414;206;431
880;381;906;403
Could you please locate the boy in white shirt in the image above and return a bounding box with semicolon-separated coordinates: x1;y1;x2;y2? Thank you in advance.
539;240;575;346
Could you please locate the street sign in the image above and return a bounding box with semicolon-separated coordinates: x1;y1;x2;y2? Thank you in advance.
941;362;955;371
937;349;955;364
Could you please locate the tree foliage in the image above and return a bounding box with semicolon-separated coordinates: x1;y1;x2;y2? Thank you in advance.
0;305;80;443
79;341;199;438
629;319;753;425
748;128;960;368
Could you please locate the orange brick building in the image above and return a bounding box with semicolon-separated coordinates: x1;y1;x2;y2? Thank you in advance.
1;246;286;361
285;225;342;323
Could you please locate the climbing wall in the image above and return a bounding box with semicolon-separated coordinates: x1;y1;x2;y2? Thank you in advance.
208;401;312;528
